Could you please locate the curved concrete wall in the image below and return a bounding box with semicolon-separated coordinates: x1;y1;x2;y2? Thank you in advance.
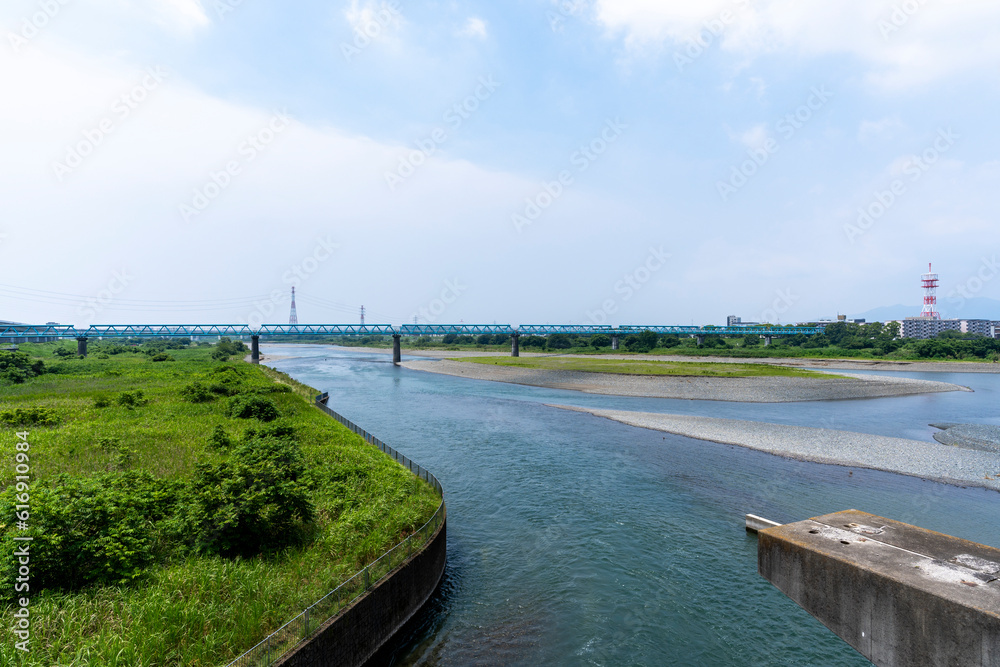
275;515;447;667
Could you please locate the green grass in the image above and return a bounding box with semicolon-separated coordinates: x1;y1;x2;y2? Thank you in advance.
0;344;440;666
453;355;844;378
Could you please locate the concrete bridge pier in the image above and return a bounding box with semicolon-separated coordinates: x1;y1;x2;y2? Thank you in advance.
764;335;773;346
392;335;402;365
611;335;619;350
250;335;260;363
511;333;520;357
696;335;705;346
76;337;88;357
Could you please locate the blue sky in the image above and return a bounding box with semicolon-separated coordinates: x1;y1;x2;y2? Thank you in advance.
1;0;998;327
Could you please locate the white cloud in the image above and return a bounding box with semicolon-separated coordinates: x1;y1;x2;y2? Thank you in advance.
460;17;488;40
154;0;210;32
858;116;904;143
593;0;1000;89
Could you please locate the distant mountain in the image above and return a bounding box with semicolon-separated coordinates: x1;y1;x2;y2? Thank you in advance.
851;297;1000;322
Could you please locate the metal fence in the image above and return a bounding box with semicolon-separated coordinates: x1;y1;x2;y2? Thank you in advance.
223;395;445;667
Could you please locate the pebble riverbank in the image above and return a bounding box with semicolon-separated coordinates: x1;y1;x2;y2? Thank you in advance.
551;406;1000;491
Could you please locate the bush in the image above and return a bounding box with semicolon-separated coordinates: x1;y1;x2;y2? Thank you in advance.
181;381;215;403
0;350;45;385
93;395;112;408
227;394;280;421
151;352;174;362
0;407;60;427
208;425;233;451
625;330;658;353
441;334;458;345
184;437;314;557
0;472;184;592
117;390;148;408
477;334;492;345
659;335;680;348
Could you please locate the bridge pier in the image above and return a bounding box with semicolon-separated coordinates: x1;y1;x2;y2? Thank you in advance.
611;335;619;351
250;335;260;362
763;335;772;347
696;335;705;346
511;333;520;357
76;337;88;357
392;335;401;365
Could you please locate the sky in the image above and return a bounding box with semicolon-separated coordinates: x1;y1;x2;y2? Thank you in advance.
1;0;998;328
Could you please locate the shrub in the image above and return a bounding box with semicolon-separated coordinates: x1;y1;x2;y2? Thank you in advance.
208;425;233;451
184;437;314;557
227;394;280;422
0;472;184;592
117;390;148;408
0;407;60;427
180;381;215;403
93;395;112;408
151;352;174;362
0;350;45;384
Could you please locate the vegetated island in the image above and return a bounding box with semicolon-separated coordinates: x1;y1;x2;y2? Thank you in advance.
0;338;438;666
400;356;969;402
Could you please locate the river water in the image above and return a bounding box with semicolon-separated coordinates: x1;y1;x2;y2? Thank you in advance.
266;346;1000;667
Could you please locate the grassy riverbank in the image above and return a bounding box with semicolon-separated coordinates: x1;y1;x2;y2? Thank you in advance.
454;356;841;378
0;341;439;666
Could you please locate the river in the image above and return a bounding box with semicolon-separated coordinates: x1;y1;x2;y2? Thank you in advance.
265;345;1000;666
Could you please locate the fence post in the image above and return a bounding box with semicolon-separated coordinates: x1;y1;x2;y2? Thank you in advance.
304;607;309;639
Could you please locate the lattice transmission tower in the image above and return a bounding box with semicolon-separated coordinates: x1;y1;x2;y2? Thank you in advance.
920;263;940;319
289;287;298;325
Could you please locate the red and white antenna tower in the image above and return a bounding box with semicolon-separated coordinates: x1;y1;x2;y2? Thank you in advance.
920;263;940;319
289;287;299;325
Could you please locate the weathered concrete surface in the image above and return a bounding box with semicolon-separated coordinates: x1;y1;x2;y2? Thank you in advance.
275;516;447;667
759;510;1000;667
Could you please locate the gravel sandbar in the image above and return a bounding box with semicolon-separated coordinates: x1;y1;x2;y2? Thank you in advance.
551;405;1000;491
401;359;970;402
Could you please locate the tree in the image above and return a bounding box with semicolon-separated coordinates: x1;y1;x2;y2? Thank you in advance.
590;334;611;348
547;333;573;349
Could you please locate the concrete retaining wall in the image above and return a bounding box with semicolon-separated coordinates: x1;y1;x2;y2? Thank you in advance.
274;509;447;667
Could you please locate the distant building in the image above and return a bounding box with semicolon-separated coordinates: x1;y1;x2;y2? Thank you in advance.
901;317;1000;339
727;315;741;326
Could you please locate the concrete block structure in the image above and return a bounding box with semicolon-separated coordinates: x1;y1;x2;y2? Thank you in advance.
759;510;1000;667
